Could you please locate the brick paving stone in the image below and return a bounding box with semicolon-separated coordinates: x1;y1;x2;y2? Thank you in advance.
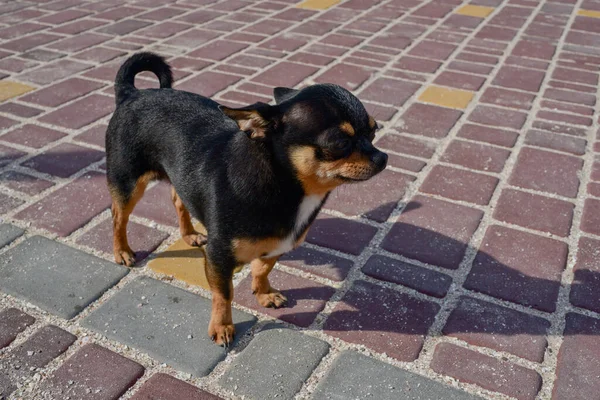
570;237;600;313
480;87;535;110
0;102;43;118
457;124;519;148
97;19;151;35
362;254;452;298
325;280;439;361
509;147;583;198
20;77;104;107
408;40;457;60
588;181;600;197
220;328;329;399
0;170;55;195
443;296;550;362
315;63;373;91
525;130;587;156
0;32;63;52
235;269;335;327
131;373;221;400
493;66;545;92
279;246;353;282
387;153;426;172
77;219;168;261
395;56;442;73
306;214;378;255
253;62;318;88
39;344;144;400
0;236;128;318
382;195;483;269
465;225;568;312
47;33;110;53
431;343;542;400
178;71;241;97
434;71;486;91
163;29;220;48
15;172;111;236
83;276;256;377
132;181;178;227
541;100;594;117
537;110;593;127
376;133;437;158
420;165;499;205
544;87;596;106
400;103;463;139
441;140;510;173
0;118;19;134
313;351;482;400
0;325;76;397
494;189;575;237
188;40;249;61
512;39;556;60
359;77;420;107
532;120;588;138
74;124;107;148
0;308;35;349
553;313;600;400
18;59;92;86
0;192;24;215
581;198;600;236
39;94;114;129
325;169;414;222
1;124;67;149
0;224;24;249
468;105;527;130
22;143;104;178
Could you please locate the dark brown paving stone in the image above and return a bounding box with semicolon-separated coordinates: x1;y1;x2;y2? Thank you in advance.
1;125;67;149
525;130;587;156
325;280;439;361
420;165;499;205
537;110;592;127
188;40;249;61
363;254;452;298
494;189;574;237
20;78;104;107
376;133;437;159
0;308;35;349
509;147;583;198
74;124;107;148
0;33;63;52
434;71;486;91
394;56;442;73
493;66;545;92
306;214;378;255
570;237;600;313
381;195;483;270
47;33;110;53
40;344;144;400
544;88;596;106
359;77;420;107
441;140;510;173
132;181;178;227
0;193;24;215
235;269;335;328
480;87;535;110
253;62;318;87
279;246;353;282
0;144;26;168
0;103;43;118
465;225;568;312
39;94;114;129
532;120;587;138
432;343;542;400
512;39;556;60
457;124;519;148
443;296;550;362
468;105;527;130
325;169;414;222
18;59;92;86
97;19;151;35
0;325;76;397
22;143;104;178
15;172;110;237
400;103;462;139
581;198;600;236
476;26;519;42
0;171;54;195
163;29;219;48
387;153;426;172
131;373;221;400
178;71;241;97
315;63;374;91
553;313;600;400
408;40;457;60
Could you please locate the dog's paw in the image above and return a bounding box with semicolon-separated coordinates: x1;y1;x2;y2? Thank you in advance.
182;232;207;247
208;322;235;347
114;248;136;267
255;289;288;309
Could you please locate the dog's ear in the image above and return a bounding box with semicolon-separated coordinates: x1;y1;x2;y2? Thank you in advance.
219;103;278;139
274;87;299;104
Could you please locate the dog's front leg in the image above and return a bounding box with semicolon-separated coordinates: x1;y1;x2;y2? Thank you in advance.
251;257;287;308
205;258;235;347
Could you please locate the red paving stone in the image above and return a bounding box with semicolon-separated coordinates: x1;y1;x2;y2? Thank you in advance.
400;103;463;139
307;214;378;255
22;143;104;178
441;140;510;173
20;77;105;107
420;165;499;205
131;373;222;400
279;246;354;282
38;94;114;129
1;124;67;149
325;280;440;361
570;237;600;314
0;308;35;349
0;171;55;195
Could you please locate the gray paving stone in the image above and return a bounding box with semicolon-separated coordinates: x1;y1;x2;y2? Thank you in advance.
219;326;329;400
0;236;128;319
0;224;24;248
82;276;257;377
312;351;483;400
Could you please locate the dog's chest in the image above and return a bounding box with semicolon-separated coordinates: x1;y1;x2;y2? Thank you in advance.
265;194;324;258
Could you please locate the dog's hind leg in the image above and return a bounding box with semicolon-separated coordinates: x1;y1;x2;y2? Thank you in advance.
171;187;207;247
108;172;154;266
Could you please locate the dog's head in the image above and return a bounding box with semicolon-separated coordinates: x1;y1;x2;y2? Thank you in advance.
220;84;388;195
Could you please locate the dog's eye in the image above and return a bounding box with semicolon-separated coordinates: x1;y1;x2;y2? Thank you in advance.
327;139;352;159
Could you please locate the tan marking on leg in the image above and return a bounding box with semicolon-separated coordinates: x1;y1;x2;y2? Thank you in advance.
171;187;206;247
110;172;156;266
251;256;287;308
206;261;235;346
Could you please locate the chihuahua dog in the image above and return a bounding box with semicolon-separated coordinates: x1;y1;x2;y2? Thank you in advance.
106;52;388;346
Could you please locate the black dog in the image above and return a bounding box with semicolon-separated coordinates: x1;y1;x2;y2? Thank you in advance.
106;52;388;346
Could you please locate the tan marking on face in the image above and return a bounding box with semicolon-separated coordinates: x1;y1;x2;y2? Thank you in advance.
339;121;355;136
368;115;376;129
232;237;282;264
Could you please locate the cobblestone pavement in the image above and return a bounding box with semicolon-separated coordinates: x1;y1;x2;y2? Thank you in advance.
0;0;599;398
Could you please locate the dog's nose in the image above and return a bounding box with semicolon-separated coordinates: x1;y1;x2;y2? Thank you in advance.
371;151;388;172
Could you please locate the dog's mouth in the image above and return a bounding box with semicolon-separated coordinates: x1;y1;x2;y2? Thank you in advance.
336;174;372;182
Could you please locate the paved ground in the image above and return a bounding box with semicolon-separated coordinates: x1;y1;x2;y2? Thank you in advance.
0;0;599;398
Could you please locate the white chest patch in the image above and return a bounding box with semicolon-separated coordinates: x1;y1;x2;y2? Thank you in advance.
265;194;324;258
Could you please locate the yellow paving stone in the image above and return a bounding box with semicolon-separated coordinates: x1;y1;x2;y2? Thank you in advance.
0;81;35;102
297;0;340;10
455;5;495;18
578;9;600;18
418;85;474;110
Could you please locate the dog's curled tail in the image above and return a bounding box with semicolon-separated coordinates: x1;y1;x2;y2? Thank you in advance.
114;52;173;105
